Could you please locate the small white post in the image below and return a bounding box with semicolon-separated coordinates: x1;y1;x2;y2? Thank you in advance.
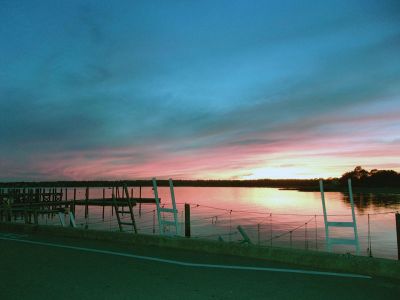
69;212;77;228
237;225;252;244
58;212;66;227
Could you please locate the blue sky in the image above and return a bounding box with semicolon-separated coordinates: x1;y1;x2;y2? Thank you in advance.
1;0;399;180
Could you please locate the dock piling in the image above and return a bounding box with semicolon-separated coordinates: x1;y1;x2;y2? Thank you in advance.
85;187;89;219
139;186;142;217
85;187;89;229
102;188;105;220
33;210;38;225
153;210;155;234
73;188;76;216
396;213;400;260
185;203;191;238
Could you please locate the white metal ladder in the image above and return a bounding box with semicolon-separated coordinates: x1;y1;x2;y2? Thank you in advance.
152;178;179;236
58;208;77;228
320;178;360;255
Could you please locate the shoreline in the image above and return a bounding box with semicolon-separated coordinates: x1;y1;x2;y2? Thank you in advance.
1;180;400;194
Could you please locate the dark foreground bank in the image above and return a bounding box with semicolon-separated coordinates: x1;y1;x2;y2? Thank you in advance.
1;222;400;299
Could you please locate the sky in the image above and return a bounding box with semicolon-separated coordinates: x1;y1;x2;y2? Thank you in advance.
0;0;400;181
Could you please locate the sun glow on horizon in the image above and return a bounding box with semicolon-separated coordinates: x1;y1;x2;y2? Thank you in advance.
241;166;334;180
0;2;399;182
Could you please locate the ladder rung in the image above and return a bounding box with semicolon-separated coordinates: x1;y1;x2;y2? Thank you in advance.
329;238;357;245
120;222;134;226
161;220;176;226
159;208;177;213
327;221;354;227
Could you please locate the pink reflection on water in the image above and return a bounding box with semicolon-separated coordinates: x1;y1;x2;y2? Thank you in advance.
53;186;399;259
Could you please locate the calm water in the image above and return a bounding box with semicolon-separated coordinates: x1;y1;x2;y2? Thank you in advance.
44;186;400;260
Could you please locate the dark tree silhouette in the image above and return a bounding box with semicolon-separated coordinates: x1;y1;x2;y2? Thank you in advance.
339;166;400;187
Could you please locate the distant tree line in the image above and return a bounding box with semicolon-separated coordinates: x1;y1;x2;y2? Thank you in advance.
0;166;398;188
0;179;319;188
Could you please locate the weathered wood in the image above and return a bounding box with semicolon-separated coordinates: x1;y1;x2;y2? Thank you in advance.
153;210;155;234
139;186;142;216
124;185;137;233
396;213;400;260
69;198;158;205
24;209;29;224
2;186;160;232
185;203;190;238
33;210;38;225
73;188;76;216
102;188;105;220
112;191;122;231
111;187;114;216
85;187;89;219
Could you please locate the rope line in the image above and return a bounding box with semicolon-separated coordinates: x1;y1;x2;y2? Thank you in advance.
265;217;315;242
176;202;398;217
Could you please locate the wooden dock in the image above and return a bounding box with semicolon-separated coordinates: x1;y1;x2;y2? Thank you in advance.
0;186;159;230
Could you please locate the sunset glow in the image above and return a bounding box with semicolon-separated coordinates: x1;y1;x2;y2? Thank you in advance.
1;1;399;181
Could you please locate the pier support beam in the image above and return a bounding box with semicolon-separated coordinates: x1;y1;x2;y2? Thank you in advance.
185;203;191;238
396;213;400;260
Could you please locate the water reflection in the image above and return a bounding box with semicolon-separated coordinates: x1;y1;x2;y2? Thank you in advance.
341;192;400;213
14;186;399;259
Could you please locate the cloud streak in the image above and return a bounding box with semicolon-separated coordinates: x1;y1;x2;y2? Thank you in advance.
1;0;399;180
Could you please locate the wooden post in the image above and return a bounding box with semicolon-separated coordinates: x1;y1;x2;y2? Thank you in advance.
152;209;155;234
85;187;89;219
14;190;18;220
24;208;28;224
185;203;190;238
111;187;114;216
139;186;142;217
33;210;38;225
73;188;76;216
102;188;105;220
7;205;11;222
396;213;400;260
51;188;54;219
